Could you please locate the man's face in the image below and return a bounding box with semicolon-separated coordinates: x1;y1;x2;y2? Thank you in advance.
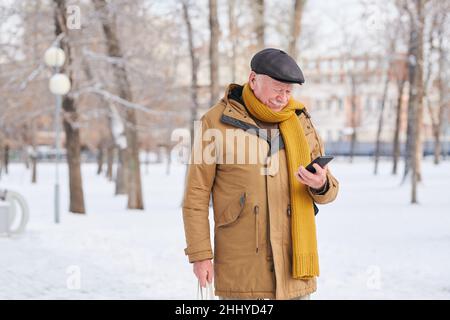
248;72;293;112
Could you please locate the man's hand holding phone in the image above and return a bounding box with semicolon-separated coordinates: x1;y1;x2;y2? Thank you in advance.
296;163;328;190
295;156;333;190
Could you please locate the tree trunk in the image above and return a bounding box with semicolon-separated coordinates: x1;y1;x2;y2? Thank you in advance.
288;0;306;59
432;115;441;164
0;160;2;179
97;143;104;175
115;148;128;195
166;146;172;176
106;144;114;181
31;120;37;183
0;141;5;179
31;154;37;183
0;140;3;179
209;0;220;106
349;75;357;163
425;97;440;167
145;149;149;175
54;0;85;214
410;0;425;204
3;145;9;175
392;78;406;175
434;25;446;164
402;11;417;185
374;74;390;175
182;1;200;149
228;0;237;82
63;115;86;213
442;104;449;161
93;0;143;209
253;0;265;50
124;110;143;209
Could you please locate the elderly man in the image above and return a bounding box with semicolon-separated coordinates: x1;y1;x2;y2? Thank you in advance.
182;48;339;300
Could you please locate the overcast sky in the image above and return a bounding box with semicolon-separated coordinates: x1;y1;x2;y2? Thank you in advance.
1;0;386;63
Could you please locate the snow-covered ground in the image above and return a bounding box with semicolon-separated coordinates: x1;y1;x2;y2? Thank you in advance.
0;158;449;299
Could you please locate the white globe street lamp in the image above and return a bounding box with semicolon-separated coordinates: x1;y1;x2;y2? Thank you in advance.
44;45;71;224
44;47;66;68
49;73;71;95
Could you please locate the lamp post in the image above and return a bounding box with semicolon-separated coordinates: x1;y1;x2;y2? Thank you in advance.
44;46;71;224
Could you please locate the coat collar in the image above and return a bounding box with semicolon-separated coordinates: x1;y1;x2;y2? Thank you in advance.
221;84;258;127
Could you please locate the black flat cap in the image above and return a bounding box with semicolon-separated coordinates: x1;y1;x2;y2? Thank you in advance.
250;48;305;85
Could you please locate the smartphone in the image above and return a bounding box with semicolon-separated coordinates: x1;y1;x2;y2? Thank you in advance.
305;156;334;173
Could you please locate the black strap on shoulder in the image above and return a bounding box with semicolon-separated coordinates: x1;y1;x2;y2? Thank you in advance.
295;108;311;118
220;114;284;156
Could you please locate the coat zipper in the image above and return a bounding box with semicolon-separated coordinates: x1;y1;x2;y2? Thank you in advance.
264;148;272;260
254;205;259;253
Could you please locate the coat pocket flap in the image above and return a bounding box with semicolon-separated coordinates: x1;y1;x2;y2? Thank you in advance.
216;192;246;227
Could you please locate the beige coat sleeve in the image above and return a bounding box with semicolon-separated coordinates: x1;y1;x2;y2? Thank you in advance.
307;130;339;204
182;115;216;263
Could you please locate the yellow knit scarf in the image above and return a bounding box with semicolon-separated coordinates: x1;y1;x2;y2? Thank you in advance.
242;83;319;279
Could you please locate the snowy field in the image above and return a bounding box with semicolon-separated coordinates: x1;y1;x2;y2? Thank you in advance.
0;158;449;300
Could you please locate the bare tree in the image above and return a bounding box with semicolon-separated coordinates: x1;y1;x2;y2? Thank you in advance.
209;0;220;106
373;71;390;174
227;0;238;82
252;0;265;50
106;143;114;181
0;136;5;178
332;13;365;163
392;59;408;175
348;72;358;163
434;28;449;163
423;1;449;165
374;21;401;175
28;121;38;183
400;2;415;183
93;0;144;209
401;0;425;203
22;122;38;183
411;0;425;203
0;135;3;179
288;0;306;59
181;0;200;148
3;144;9;174
54;0;86;213
96;141;104;174
115;148;128;195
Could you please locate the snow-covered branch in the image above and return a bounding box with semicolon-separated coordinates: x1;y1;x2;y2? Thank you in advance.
72;85;187;116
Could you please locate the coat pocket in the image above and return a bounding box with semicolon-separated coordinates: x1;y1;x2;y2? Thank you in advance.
216;192;247;228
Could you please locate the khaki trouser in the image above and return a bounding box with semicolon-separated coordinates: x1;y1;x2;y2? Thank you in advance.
219;294;311;300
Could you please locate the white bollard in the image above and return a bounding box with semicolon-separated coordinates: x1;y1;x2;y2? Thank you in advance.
0;190;29;235
0;202;11;236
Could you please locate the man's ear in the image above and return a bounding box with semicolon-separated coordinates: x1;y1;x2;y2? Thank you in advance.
248;71;257;89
